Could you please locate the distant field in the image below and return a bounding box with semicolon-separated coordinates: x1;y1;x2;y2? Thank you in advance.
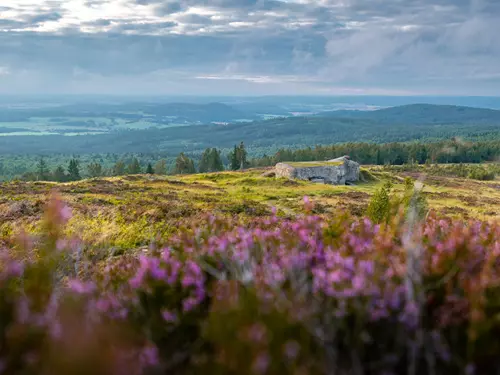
0;115;189;136
1;166;498;252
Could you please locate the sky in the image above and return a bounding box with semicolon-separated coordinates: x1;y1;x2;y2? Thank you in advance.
0;0;499;96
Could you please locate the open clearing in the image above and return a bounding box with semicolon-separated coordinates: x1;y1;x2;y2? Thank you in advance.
1;166;498;252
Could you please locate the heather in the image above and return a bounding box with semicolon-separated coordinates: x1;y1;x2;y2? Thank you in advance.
1;190;500;374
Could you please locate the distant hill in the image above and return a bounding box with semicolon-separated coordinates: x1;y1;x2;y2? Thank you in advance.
0;101;252;124
2;111;499;155
317;104;500;125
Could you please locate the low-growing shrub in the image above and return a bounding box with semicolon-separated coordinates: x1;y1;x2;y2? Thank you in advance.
1;193;500;374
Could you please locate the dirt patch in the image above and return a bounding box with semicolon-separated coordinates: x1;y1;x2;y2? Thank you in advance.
282;180;300;187
441;206;470;219
425;191;455;199
339;191;370;200
0;200;45;220
261;170;276;178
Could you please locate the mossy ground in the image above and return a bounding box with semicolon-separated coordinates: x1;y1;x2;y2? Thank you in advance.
281;161;345;168
1;166;498;252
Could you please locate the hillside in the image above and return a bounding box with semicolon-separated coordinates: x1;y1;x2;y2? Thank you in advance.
2;114;500;156
318;103;500;125
1;167;498;251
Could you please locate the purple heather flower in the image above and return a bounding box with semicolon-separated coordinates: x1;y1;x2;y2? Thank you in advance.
352;275;365;291
252;353;270;375
161;309;177;323
248;323;268;343
182;297;199;312
60;204;73;222
140;345;159;367
68;279;96;294
465;364;475;375
283;341;301;360
359;260;375;275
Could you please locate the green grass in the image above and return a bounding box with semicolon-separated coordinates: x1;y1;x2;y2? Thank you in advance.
0;166;498;252
282;161;344;167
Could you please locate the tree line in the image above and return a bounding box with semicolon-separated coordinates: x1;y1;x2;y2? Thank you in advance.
13;139;500;182
21;143;251;182
250;139;500;167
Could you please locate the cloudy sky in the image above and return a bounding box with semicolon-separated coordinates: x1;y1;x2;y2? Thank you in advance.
0;0;499;95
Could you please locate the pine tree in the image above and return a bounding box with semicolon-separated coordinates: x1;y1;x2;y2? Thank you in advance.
36;157;50;181
112;161;126;176
237;142;248;170
154;160;167;175
366;181;393;224
67;159;81;181
198;148;210;173
210;148;224;172
228;142;249;171
128;158;141;174
174;153;196;175
53;166;67;182
87;162;103;178
229;145;240;171
146;163;154;174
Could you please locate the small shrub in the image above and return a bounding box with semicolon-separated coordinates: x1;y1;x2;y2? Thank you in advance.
366;180;392;224
467;166;496;181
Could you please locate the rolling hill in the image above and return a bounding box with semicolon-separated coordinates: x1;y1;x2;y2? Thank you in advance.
317;104;500;125
0;103;499;155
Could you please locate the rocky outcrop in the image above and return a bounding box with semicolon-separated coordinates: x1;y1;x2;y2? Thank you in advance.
275;157;360;185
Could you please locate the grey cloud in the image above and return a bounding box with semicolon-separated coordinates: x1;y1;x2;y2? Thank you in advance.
27;12;63;24
0;0;499;95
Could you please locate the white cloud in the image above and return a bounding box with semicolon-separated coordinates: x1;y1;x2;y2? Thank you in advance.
0;0;499;94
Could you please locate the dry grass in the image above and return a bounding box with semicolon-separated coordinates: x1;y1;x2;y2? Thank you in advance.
1;166;498;251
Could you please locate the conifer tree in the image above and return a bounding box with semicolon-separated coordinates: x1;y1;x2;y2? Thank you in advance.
366;181;392;224
67;159;81;181
112;161;126;176
210;148;224;172
228;142;249;171
146;163;154;174
128;158;141;174
229;145;240;171
154;160;167;175
36;157;50;181
174;153;196;174
87;162;103;178
198;148;212;173
53;166;67;182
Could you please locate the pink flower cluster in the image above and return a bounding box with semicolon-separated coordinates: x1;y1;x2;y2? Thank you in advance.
1;195;500;374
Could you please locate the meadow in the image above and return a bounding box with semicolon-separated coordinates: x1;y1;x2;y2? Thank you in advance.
1;166;498;252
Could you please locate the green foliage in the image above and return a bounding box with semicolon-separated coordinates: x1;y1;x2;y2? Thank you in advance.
468;166;496;181
252;140;500;167
199;148;224;173
366;180;393;224
67;159;81;181
228;142;249;171
154;160;167;175
53;165;67;182
112;161;126;176
174;153;196;175
36;157;50;181
87;162;104;178
146;163;154;175
127;158;142;175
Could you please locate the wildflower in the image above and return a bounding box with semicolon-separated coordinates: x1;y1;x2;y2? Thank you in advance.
139;345;159;367
247;323;268;344
68;279;96;294
283;340;301;360
252;353;270;374
161;309;178;323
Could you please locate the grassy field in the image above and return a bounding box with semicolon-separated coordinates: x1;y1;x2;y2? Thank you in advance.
1;166;498;253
